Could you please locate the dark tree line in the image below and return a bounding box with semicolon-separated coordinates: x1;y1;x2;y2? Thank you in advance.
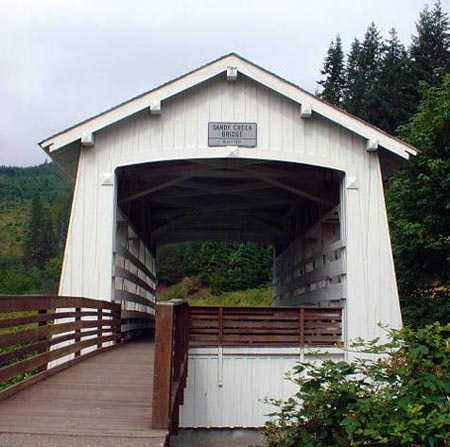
318;1;450;134
157;241;273;294
318;1;450;326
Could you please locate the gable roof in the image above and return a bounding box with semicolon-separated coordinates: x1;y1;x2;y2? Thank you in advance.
39;52;417;159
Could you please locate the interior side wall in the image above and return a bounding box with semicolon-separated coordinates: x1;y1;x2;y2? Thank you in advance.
273;205;344;307
114;209;156;333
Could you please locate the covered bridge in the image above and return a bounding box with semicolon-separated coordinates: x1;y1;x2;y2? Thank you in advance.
1;53;417;435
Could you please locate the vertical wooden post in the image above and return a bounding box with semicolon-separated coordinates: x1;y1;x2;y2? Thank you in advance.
97;308;102;349
37;309;48;372
152;303;175;429
218;307;224;347
75;307;81;357
299;307;305;347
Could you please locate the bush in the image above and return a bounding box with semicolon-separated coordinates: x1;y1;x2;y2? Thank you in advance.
265;323;450;447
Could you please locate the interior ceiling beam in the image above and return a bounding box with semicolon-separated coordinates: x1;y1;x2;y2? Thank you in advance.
146;196;293;210
231;166;336;206
151;213;285;238
178;179;271;195
119;169;212;203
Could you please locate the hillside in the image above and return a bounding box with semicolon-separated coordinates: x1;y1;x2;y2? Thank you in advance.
0;163;273;299
0;163;73;294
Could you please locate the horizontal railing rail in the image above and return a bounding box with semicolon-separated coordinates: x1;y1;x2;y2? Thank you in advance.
0;295;121;400
189;306;342;347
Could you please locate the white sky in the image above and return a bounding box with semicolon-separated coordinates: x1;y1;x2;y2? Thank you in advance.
0;0;448;166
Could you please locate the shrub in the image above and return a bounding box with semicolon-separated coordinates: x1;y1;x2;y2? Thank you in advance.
265;323;450;447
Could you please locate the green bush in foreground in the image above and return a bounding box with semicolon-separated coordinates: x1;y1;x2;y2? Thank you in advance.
265;323;450;447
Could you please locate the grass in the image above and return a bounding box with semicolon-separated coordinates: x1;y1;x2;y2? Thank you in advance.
158;276;273;306
189;287;272;306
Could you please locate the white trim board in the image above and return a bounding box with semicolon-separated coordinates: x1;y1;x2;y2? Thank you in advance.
39;53;417;159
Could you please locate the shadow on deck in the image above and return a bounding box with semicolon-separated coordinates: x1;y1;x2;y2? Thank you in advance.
0;340;167;447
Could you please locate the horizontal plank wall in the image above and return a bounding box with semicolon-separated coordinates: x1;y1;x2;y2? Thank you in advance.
273;205;345;306
114;210;156;334
179;347;344;428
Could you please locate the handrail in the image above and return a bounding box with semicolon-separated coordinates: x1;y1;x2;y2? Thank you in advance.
189;306;342;347
0;295;121;401
152;302;342;433
152;300;189;433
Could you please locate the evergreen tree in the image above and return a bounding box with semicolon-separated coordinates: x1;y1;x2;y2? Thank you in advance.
343;38;363;115
343;23;383;123
25;193;56;269
410;1;450;87
317;35;346;106
373;29;416;133
386;74;450;291
358;22;384;123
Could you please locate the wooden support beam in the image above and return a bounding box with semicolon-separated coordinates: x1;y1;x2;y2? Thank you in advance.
227;66;238;81
81;132;95;147
300;103;312;118
233;166;336;206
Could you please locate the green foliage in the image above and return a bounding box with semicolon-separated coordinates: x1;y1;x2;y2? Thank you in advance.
386;74;450;291
189;285;272;307
159;278;272;307
401;287;450;329
373;29;417;133
157;241;273;294
0;162;72;295
265;323;450;447
318;2;450;133
25;192;57;269
318;35;346;106
410;0;450;88
0;256;44;294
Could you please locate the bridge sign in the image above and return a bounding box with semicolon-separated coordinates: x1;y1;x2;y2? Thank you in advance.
208;122;257;147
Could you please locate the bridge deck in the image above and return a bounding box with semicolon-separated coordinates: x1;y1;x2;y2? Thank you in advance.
0;340;167;447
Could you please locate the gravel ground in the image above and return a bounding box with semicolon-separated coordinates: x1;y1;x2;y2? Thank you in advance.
170;429;265;447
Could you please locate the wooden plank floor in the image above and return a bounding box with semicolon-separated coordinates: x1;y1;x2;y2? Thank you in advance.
0;340;167;447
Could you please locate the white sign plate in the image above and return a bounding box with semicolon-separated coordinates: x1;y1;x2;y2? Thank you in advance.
208;122;257;147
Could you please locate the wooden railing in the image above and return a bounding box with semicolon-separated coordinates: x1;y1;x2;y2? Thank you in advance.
152;300;189;433
0;296;121;401
152;303;342;433
189;306;343;347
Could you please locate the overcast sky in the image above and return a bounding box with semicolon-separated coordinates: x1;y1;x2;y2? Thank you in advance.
1;0;448;166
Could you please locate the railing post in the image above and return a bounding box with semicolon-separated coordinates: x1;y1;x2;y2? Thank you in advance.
299;307;305;347
37;308;48;372
218;307;224;347
152;302;175;429
97;308;102;349
75;307;81;357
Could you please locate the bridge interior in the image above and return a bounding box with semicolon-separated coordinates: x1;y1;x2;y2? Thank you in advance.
114;158;345;312
117;158;341;249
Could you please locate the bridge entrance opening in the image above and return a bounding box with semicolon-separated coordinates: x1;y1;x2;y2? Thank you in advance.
114;157;344;310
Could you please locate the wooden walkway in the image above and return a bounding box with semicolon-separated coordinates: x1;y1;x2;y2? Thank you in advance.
0;340;167;447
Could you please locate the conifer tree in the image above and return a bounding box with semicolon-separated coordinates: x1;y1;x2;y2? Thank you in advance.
343;38;363;115
25;193;56;269
343;23;383;122
410;1;450;87
317;35;346;106
373;29;416;133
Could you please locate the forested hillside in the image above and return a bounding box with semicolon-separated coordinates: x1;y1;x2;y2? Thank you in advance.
0;1;448;325
0;163;72;293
